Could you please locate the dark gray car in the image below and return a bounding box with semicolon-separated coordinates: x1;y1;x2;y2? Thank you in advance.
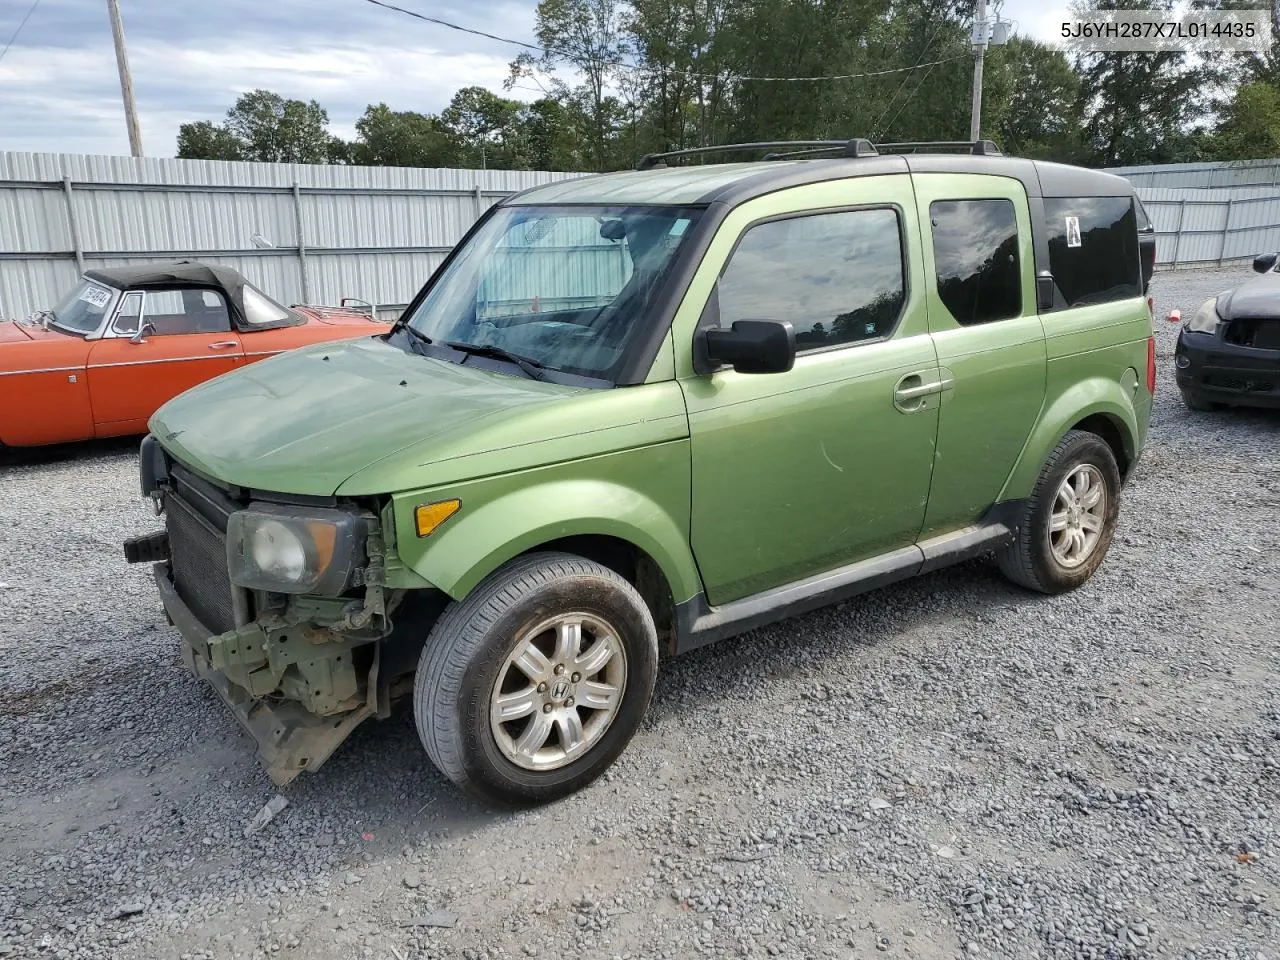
1175;253;1280;411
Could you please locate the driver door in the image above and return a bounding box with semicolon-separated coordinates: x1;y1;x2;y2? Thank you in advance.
87;288;244;436
680;176;941;604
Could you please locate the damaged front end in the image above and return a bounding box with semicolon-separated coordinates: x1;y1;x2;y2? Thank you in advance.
126;436;417;785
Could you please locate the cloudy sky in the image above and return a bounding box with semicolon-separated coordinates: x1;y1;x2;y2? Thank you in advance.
0;0;1069;158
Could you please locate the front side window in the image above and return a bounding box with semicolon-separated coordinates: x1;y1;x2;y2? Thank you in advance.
113;292;143;334
140;289;231;335
1045;197;1141;307
48;279;120;336
405;204;700;381
715;208;906;352
929;199;1022;326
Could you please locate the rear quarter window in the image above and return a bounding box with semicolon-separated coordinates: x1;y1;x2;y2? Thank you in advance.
1044;197;1141;307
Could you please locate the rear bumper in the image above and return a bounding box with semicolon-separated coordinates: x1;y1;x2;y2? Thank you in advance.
154;561;375;786
1175;327;1280;408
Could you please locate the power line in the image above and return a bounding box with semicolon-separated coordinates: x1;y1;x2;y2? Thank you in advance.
362;0;541;50
362;0;967;84
0;0;43;65
871;21;954;138
714;56;967;83
876;59;943;139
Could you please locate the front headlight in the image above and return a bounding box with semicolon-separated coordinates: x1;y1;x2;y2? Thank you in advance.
226;505;365;594
1186;296;1222;334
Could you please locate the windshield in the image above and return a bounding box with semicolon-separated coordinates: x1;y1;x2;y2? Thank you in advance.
404;204;701;381
49;278;119;336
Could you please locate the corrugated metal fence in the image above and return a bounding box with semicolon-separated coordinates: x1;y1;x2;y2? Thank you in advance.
0;152;584;323
1107;159;1280;267
1130;186;1280;266
5;151;1280;321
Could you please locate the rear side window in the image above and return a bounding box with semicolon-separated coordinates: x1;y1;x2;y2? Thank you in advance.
929;199;1022;326
1044;197;1141;307
715;207;906;352
242;285;292;326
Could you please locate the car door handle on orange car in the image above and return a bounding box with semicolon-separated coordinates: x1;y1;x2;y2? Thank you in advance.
208;341;239;349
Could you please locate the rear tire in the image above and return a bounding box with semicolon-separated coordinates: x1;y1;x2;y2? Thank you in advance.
997;430;1121;594
1179;388;1219;412
414;552;658;806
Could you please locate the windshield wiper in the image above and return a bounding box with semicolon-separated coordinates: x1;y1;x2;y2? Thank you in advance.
394;324;435;357
446;340;549;381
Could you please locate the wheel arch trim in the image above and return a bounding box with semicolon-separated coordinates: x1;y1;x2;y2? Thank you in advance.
395;478;703;606
999;378;1140;503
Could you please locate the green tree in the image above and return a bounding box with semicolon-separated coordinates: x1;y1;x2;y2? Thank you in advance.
442;86;526;168
629;0;732;153
176;120;243;161
222;90;336;163
1072;0;1225;165
175;90;341;164
985;37;1085;160
1211;81;1280;160
516;98;585;170
351;103;460;167
512;0;632;170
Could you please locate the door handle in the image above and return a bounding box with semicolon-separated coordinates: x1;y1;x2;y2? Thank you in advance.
207;341;238;349
893;372;954;412
895;380;947;401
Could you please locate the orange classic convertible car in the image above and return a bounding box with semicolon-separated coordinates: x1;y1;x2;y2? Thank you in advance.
0;263;390;449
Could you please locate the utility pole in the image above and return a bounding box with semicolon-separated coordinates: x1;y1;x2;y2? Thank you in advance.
969;0;988;142
107;0;144;157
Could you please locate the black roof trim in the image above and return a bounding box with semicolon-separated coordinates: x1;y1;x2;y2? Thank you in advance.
1031;160;1136;198
637;138;1008;169
674;152;1139;209
637;140;878;170
901;154;1044;197
694;155;911;205
878;140;1003;156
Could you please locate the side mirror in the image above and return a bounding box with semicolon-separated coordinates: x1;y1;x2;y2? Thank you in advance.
129;321;157;344
1253;253;1278;274
703;320;796;374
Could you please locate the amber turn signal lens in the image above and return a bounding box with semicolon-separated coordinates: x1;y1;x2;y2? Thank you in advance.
415;499;460;537
304;519;338;573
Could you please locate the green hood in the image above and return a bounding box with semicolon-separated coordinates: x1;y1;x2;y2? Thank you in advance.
150;337;687;497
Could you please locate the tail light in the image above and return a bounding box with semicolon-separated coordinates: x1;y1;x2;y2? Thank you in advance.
1146;335;1156;394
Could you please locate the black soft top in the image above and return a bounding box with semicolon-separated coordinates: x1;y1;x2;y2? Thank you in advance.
82;261;302;331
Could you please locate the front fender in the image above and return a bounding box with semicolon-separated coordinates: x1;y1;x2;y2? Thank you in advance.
999;373;1142;502
393;476;702;605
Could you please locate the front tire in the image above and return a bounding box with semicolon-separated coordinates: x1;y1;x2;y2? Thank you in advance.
414;552;658;806
997;430;1121;594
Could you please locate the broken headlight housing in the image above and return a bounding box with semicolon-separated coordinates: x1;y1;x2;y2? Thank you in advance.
226;504;365;595
1186;296;1222;334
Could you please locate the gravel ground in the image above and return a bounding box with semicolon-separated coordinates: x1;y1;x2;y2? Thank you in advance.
1;266;1277;960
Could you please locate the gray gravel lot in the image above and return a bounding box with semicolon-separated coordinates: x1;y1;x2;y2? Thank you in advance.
1;266;1277;960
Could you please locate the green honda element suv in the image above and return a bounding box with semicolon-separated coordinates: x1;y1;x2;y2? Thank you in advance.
125;139;1155;805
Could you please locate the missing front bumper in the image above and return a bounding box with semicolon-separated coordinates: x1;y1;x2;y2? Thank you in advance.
1176;327;1280;407
153;561;377;786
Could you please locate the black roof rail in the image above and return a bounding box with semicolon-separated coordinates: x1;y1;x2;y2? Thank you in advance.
874;140;1003;156
635;139;879;171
